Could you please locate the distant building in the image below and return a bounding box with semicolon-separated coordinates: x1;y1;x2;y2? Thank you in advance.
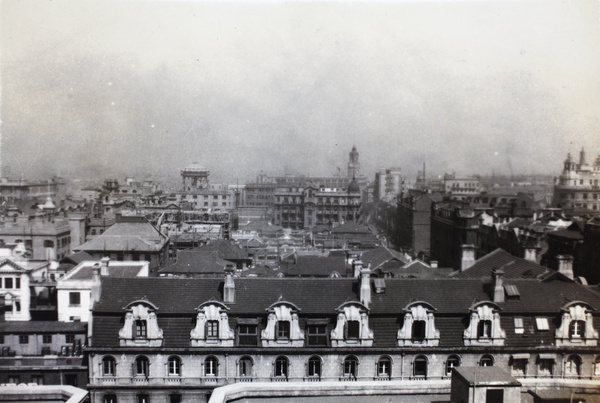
396;191;443;258
443;174;482;201
374;167;403;202
553;148;600;211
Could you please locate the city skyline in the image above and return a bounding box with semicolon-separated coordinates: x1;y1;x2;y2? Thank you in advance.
2;0;600;184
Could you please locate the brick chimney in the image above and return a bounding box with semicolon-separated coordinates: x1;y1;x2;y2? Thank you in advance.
556;255;574;280
461;244;476;272
224;265;235;304
100;257;110;276
491;267;504;303
359;263;372;308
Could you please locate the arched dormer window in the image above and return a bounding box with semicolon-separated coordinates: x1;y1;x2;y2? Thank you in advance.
261;301;304;347
555;302;599;347
331;302;373;347
119;300;163;347
190;301;235;347
397;302;440;346
463;301;505;346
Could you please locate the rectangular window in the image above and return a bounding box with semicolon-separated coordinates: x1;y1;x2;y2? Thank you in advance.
346;320;360;339
478;320;492;338
538;359;553;376
238;324;258;346
65;334;75;344
19;335;29;344
5;278;13;289
307;325;327;346
8;376;20;384
135;320;147;338
514;317;524;334
43;334;53;344
31;375;44;385
69;292;81;306
412;321;426;342
137;394;149;403
15;278;20;289
277;321;290;339
206;321;219;338
536;317;549;331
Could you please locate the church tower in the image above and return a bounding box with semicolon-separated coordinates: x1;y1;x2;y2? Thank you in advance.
347;145;360;178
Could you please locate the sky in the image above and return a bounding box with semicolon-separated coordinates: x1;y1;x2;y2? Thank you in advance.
2;0;600;185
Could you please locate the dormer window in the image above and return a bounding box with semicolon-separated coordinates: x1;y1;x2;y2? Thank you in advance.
119;301;163;347
331;302;373;347
261;302;304;347
556;302;599;347
397;302;440;347
463;302;505;346
190;301;235;347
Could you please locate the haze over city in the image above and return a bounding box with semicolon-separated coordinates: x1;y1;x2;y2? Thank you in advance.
2;0;600;185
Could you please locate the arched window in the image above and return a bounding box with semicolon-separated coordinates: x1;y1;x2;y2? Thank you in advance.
479;355;494;367
343;355;358;379
238;356;253;378
377;356;392;379
205;356;218;377
103;394;117;403
167;356;181;377
413;356;427;378
307;356;322;378
135;356;149;377
446;355;461;376
565;355;581;377
274;356;289;378
594;356;600;376
102;356;116;376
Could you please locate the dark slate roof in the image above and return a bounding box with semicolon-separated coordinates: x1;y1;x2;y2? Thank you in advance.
454;249;549;279
159;251;232;275
61;251;93;265
361;246;409;269
284;256;347;277
67;264;144;280
75;219;167;252
0;321;86;333
547;228;584;240
195;240;250;261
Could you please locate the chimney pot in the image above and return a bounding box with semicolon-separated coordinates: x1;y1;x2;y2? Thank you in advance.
492;267;504;303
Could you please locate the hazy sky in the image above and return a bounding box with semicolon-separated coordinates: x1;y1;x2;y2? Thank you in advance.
2;0;600;185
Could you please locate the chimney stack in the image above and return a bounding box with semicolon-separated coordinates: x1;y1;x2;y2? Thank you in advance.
556;255;574;280
224;265;236;304
91;263;102;304
359;263;372;308
523;246;539;263
100;257;110;276
352;259;364;278
461;244;476;272
491;267;504;303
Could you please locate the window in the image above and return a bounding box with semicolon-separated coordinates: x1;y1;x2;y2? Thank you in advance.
538;358;554;376
5;278;13;289
64;374;78;386
31;375;44;385
135;356;149;377
565;355;581;377
478;320;492;338
239;356;253;377
569;320;585;338
8;376;19;384
102;356;116;376
308;356;322;378
377;356;391;378
277;321;290;339
511;358;527;376
446;355;460;376
135;320;147;338
536;317;549;331
238;324;258;346
205;356;218;376
307;325;327;346
274;356;289;378
514;317;524;334
15;278;20;289
103;393;117;403
65;334;75;344
206;321;219;339
43;334;53;344
413;356;427;378
479;355;494;367
412;321;426;342
19;335;29;344
594;356;600;376
169;395;181;403
346;321;360;339
343;356;358;379
137;394;149;403
43;240;54;248
168;356;181;376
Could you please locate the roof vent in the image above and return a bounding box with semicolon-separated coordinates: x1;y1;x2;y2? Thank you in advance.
373;278;386;294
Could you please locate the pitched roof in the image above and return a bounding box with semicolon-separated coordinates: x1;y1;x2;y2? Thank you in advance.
159;251;232;275
195;240;250;261
454;249;549;279
360;246;409;269
332;221;372;234
75;219;168;252
284;255;347;277
61;251;94;265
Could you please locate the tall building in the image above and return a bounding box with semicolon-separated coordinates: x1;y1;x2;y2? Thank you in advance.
553;148;600;210
374;167;403;202
347;145;360;178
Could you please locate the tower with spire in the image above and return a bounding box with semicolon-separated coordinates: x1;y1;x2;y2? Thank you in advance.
347;145;360;178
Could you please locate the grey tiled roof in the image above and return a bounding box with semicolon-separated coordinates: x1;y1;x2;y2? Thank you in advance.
454;249;548;279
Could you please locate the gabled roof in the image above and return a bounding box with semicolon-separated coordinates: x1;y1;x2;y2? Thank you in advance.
159;251;232;275
75;218;168;252
454;249;549;279
0;258;28;273
61;251;94;265
332;221;371;234
360;246;409;270
284;255;347;277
